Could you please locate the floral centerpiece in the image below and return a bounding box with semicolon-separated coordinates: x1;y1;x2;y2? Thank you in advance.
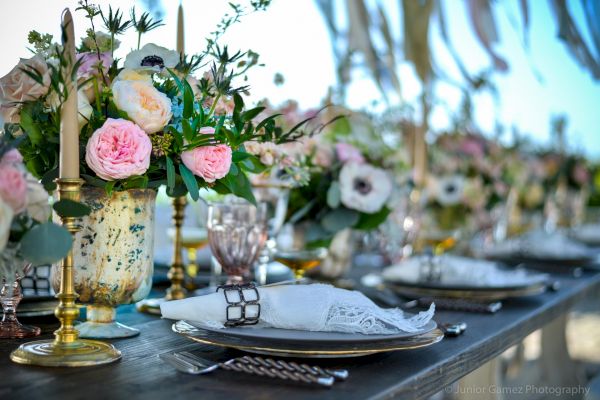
426;131;513;233
2;2;292;203
0;1;303;337
282;108;397;246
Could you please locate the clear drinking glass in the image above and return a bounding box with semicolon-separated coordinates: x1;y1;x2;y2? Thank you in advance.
252;183;291;285
207;198;268;284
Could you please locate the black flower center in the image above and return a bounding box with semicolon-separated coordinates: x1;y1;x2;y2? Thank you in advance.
354;178;372;195
444;184;456;194
141;55;164;68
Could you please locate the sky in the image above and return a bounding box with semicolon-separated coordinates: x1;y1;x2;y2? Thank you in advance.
1;0;599;158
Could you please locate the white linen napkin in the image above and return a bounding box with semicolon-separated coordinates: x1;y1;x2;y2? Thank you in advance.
485;230;592;260
382;255;548;287
160;283;435;335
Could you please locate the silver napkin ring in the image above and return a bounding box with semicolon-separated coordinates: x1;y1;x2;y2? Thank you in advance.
216;283;261;327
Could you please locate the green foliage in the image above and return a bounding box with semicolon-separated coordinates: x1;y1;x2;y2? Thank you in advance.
53;199;92;218
355;207;391;231
321;208;359;233
20;222;73;266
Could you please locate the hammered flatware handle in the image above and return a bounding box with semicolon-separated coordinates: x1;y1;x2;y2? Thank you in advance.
220;359;334;387
236;356;348;381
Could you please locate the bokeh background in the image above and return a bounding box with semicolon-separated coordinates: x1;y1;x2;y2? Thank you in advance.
1;0;599;157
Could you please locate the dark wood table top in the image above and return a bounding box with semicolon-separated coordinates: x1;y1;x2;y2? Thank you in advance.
1;269;599;400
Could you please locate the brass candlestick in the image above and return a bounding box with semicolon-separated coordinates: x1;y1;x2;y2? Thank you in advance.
137;196;187;314
11;179;121;367
166;196;187;300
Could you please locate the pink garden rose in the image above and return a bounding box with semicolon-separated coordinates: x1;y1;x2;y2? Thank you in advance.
1;149;23;166
85;118;152;180
181;127;232;183
0;164;27;213
335;143;365;164
77;52;112;80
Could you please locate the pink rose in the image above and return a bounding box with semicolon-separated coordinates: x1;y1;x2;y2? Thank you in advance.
573;164;590;185
0;55;50;103
85;118;152;180
181;127;232;183
459;138;485;158
0;55;50;124
335;143;365;164
77;52;112;80
1;149;23;166
0;105;20;124
0;164;27;213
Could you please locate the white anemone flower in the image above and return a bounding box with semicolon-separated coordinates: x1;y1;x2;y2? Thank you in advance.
435;175;465;206
339;162;392;214
124;43;179;72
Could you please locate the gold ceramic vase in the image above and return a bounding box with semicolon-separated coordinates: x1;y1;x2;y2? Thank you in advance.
51;187;156;338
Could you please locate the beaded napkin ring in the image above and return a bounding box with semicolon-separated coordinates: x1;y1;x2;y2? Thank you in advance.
216;283;261;327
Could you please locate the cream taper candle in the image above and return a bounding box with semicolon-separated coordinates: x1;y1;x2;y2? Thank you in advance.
177;3;185;55
59;9;79;179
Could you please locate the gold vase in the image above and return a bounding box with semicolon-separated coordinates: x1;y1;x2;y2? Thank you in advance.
51;187;156;338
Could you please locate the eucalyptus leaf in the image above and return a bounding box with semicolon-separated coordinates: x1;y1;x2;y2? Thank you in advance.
20;222;73;266
326;181;341;208
321;208;359;233
166;182;188;197
41;168;59;192
53;199;92;218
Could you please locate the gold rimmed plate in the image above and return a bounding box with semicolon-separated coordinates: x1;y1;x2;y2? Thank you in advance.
387;280;547;301
172;320;444;358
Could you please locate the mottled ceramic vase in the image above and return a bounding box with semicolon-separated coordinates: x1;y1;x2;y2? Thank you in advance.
52;187;156;338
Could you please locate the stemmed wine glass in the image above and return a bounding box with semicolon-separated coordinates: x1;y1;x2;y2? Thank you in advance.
207;198;268;284
0;247;41;338
274;248;328;280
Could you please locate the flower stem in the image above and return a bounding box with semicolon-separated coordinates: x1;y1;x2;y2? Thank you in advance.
110;33;115;58
206;93;221;120
92;77;102;114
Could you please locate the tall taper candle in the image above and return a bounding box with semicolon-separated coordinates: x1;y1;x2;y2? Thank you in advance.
59;9;79;179
177;3;185;55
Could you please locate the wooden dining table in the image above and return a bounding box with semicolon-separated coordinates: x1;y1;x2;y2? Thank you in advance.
1;266;599;400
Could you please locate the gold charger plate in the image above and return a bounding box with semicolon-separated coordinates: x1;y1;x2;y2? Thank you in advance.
388;281;547;301
172;320;444;358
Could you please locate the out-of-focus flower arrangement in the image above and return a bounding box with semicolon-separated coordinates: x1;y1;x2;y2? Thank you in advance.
258;102;410;246
424;120;594;236
0;0;307;204
0;137;72;281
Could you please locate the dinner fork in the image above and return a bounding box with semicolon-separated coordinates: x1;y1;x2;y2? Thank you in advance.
159;352;337;387
177;351;349;381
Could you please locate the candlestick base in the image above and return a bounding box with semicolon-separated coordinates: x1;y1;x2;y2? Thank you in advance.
136;297;166;315
10;338;121;367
